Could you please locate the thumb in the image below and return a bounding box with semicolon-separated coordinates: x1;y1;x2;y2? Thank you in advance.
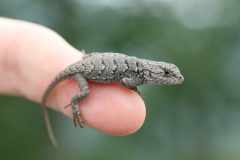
0;17;146;136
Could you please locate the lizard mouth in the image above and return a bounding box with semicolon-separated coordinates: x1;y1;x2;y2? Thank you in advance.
163;75;184;85
173;75;184;85
176;75;184;84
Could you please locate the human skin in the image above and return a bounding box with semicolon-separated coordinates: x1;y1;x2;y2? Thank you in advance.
0;17;146;136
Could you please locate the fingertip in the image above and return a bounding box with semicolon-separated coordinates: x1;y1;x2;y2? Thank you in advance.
53;82;146;136
81;83;146;136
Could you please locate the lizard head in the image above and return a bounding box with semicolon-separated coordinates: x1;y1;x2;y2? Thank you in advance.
142;61;184;85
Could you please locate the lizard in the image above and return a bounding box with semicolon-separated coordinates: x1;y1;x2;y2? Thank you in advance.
41;52;184;147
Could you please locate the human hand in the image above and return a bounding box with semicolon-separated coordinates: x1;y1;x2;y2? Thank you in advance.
0;17;146;136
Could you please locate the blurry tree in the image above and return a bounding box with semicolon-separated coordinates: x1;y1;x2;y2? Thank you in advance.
0;0;240;160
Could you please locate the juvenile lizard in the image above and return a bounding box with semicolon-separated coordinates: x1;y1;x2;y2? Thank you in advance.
41;52;184;147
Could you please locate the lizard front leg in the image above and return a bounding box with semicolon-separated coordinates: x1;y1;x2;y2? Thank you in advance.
65;73;89;127
121;77;144;99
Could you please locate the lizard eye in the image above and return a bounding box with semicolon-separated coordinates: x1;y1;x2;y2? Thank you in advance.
164;70;170;75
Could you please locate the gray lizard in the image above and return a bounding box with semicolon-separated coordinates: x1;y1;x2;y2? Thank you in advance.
41;52;184;147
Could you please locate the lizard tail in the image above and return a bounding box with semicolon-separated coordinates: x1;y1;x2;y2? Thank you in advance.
40;67;77;147
41;78;62;148
41;104;59;147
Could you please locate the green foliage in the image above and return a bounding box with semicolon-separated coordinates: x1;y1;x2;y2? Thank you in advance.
0;0;240;160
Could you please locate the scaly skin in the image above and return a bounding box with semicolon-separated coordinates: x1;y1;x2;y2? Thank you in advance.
41;52;184;147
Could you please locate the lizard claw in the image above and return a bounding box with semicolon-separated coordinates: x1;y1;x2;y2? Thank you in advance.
64;104;71;109
65;102;85;128
73;113;84;128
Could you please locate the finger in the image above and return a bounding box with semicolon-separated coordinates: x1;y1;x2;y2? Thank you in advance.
0;17;146;135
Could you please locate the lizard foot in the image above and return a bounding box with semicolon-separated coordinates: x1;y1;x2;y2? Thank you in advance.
64;103;84;128
73;112;84;128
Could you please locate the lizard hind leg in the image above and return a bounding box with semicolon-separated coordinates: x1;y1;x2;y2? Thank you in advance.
66;73;89;128
71;94;86;128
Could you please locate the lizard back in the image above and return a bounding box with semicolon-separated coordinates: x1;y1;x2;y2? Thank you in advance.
79;53;141;82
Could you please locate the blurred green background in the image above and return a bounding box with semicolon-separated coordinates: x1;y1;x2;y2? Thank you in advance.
0;0;240;160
